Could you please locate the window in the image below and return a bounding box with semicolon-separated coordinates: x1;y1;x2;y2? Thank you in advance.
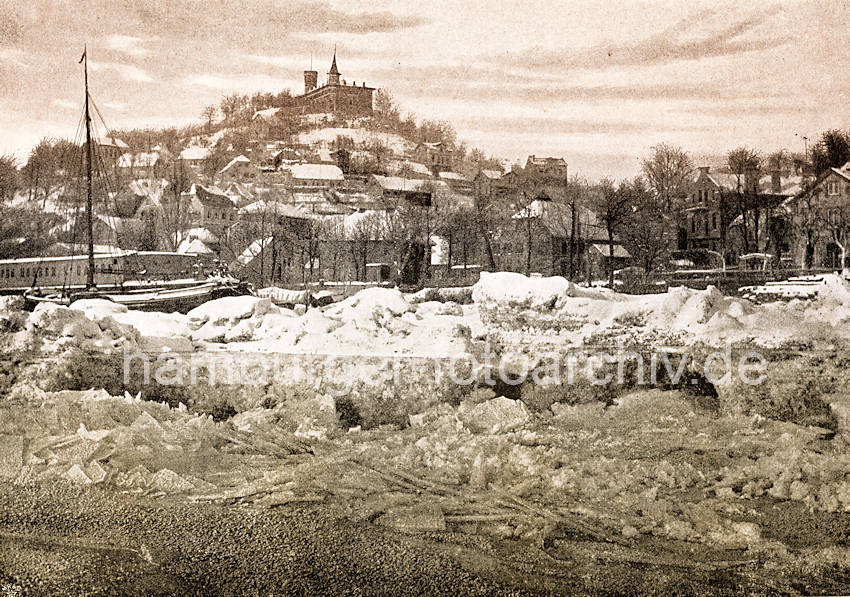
828;181;839;195
691;219;695;233
712;213;717;229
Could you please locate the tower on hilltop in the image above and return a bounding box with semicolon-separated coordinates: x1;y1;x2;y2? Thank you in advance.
294;49;373;117
327;50;341;86
304;69;318;93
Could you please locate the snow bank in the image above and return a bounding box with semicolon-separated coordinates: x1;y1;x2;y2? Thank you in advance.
472;271;850;348
187;296;274;326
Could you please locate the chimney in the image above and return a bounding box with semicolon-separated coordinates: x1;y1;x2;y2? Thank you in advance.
771;169;781;194
304;70;318;93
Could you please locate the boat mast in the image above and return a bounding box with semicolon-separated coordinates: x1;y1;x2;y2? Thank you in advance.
82;46;95;289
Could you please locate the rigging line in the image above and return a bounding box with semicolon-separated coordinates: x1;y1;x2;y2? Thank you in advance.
88;96;149;282
89;100;141;285
88;106;134;281
31;110;85;291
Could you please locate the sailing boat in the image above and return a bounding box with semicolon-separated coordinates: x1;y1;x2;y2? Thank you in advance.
23;48;252;313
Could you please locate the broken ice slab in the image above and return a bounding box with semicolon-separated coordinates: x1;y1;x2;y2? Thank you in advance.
375;503;446;533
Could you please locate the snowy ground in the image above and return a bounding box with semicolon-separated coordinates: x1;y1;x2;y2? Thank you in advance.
2;273;850;592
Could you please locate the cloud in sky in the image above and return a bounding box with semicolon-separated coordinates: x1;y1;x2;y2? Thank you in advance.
50;99;76;110
88;60;154;83
103;35;153;57
486;8;792;72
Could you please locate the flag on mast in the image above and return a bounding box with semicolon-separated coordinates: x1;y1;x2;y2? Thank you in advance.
79;47;86;64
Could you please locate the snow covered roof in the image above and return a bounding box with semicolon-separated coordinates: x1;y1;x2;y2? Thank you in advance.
218;155;252;174
239;200;310;219
830;166;850;183
195;184;237;208
99;136;129;149
179;146;210;161
372;175;431;193
438;171;467;181
590;243;631;258
118;152;159;169
401;161;432;176
177;238;215;255
252;107;281;120
335;210;398;240
289;163;344;181
177;227;219;244
317;146;334;163
478;169;502;180
235;236;272;266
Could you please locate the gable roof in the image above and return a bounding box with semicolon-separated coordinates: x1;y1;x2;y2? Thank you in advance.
477;169;502;180
100;136;129;149
289;163;344;181
218;155;252;174
235;237;272;266
372;175;431;193
195;184;236;208
179;146;210;161
238;200;310;219
252;107;281;120
513;198;607;239
118;152;159;169
830;165;850;183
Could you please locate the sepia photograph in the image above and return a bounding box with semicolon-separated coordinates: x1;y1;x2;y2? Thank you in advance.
0;0;849;594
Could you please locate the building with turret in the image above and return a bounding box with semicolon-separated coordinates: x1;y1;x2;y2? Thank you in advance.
293;52;374;118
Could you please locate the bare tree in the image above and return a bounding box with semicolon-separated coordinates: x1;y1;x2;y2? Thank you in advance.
591;178;633;287
621;177;670;273
0;154;18;203
220;94;243;124
201;105;218;134
161;160;192;250
727;147;762;253
811;129;850;178
641;143;694;211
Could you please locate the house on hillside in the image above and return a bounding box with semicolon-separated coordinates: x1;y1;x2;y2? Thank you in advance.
787;161;850;269
179;146;211;170
473;169;507;199
185;184;237;232
411;142;453;174
98;136;129;162
681;165;802;264
509;186;628;279
118;151;162;179
287;163;344;189
370;175;433;207
438;171;473;195
291;52;374;118
218;155;257;181
524;155;568;181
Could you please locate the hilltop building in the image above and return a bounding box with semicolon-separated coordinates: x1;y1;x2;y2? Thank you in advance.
293;52;374;118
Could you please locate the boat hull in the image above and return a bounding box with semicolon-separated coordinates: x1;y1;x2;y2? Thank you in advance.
23;281;252;314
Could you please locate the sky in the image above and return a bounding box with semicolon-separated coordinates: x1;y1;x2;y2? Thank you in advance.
0;0;847;180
